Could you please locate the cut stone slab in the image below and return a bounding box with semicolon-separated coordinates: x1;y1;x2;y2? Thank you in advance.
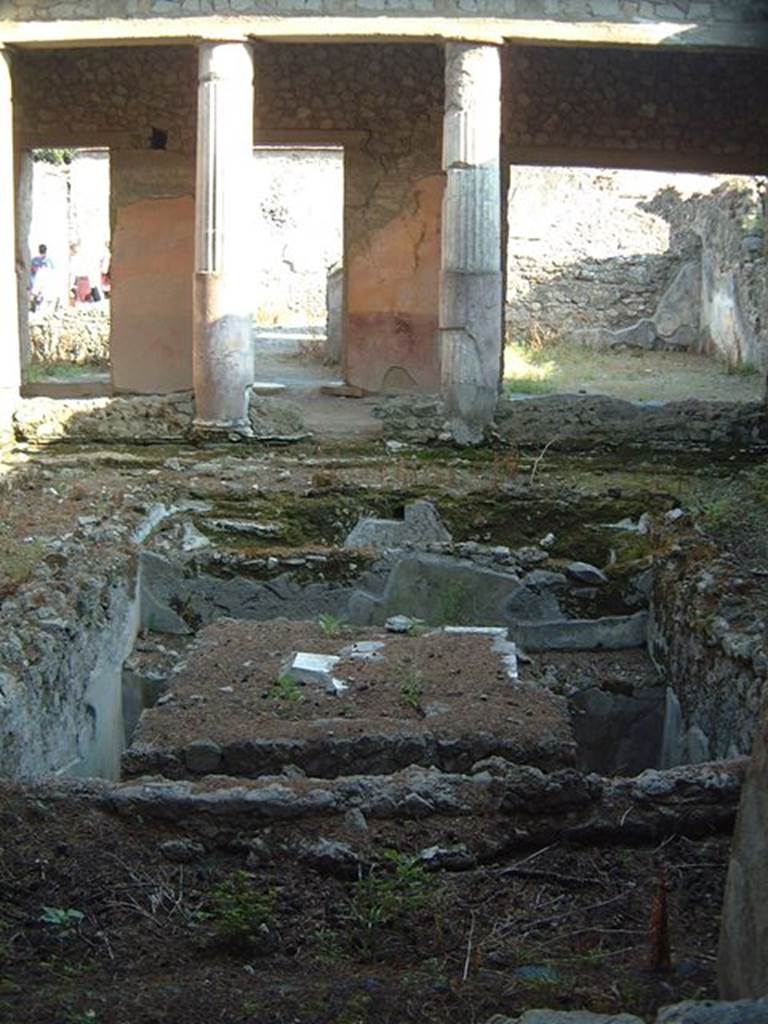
202;518;282;536
510;612;648;652
281;652;346;694
123;619;574;781
352;553;561;627
385;615;419;633
344;500;452;552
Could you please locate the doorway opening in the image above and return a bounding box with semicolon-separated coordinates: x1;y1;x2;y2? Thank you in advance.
22;147;111;398
249;144;344;392
504;165;766;405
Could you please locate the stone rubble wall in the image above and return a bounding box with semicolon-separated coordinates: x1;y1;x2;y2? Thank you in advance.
506;167;711;344
507;169;767;370
506;46;767;163
0;517;142;779
648;524;768;764
664;181;767;368
29;308;111;365
5;0;765;25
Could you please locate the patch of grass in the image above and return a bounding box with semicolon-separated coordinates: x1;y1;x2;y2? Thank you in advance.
503;343;557;395
0;526;45;593
24;361;108;383
502;339;764;404
437;580;471;625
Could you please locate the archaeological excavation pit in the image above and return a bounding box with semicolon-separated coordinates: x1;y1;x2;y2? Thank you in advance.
1;440;766;1024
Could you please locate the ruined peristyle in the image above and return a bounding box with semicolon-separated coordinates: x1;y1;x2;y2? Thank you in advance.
2;4;767;441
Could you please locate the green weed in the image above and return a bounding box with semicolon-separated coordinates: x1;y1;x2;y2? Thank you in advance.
197;871;275;949
398;670;424;713
318;613;344;637
40;907;84;932
270;674;304;703
347;850;433;960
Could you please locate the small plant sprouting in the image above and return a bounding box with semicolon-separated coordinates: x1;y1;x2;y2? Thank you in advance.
197;871;275;949
399;670;425;713
318;613;344;637
347;850;434;960
270;674;304;703
40;907;84;931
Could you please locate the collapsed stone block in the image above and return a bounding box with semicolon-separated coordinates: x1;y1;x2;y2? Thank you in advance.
344;499;452;552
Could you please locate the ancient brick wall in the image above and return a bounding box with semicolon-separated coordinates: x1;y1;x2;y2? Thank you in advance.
5;0;766;24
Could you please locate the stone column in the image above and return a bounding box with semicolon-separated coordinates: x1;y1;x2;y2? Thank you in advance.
193;42;254;434
0;49;21;439
439;42;503;445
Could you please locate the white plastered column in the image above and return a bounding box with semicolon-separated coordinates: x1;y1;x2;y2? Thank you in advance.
193;41;254;434
0;49;21;439
439;41;503;445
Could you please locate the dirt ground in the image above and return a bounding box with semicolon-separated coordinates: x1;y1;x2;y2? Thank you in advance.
130;621;569;765
0;782;728;1024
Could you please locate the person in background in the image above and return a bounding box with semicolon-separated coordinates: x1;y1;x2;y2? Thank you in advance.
100;242;111;299
29;243;54;313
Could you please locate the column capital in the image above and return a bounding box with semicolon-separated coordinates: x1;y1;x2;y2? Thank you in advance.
197;40;254;85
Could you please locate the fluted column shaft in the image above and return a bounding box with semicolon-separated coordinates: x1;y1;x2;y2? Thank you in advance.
439;42;503;444
193;41;254;433
0;50;21;437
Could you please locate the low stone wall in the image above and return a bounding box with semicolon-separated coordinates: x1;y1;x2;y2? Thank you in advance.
12;392;307;444
29;308;111;366
375;394;768;451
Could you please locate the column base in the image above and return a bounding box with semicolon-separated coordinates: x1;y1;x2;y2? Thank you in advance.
440;269;503;444
192;272;253;430
190;418;255;442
